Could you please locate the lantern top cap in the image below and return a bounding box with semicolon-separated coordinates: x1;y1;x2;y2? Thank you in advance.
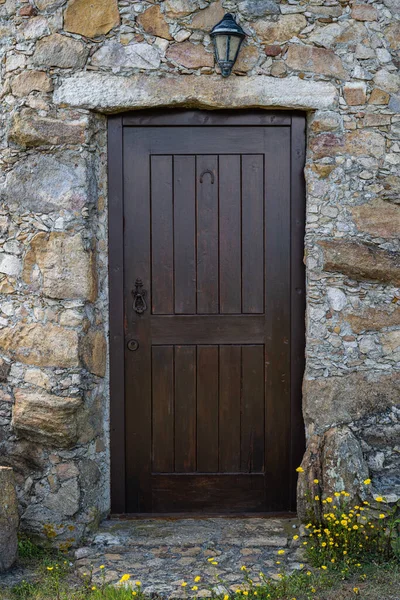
210;13;246;39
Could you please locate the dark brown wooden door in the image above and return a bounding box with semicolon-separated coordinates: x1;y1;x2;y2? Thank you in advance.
108;111;306;514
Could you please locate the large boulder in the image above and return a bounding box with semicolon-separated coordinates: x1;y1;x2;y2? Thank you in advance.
23;232;96;301
0;153;90;214
64;0;120;38
297;427;369;521
12;389;82;447
0;467;19;572
318;239;400;285
0;323;79;368
303;371;400;431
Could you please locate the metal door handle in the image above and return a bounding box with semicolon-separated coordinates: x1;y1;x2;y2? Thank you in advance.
132;278;147;315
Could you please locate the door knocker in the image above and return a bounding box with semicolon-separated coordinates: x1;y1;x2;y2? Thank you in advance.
200;169;215;184
132;278;147;315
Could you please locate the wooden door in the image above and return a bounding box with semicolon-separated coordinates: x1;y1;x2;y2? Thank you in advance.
108;111;306;514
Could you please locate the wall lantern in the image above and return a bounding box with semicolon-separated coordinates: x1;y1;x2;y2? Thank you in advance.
210;13;246;78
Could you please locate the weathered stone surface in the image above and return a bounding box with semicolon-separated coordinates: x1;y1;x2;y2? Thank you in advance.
137;5;171;40
374;69;400;94
385;22;400;50
164;0;198;18
286;44;347;79
0;254;21;277
368;88;390;105
345;130;386;158
12;389;82;447
9;109;86;147
351;4;377;21
11;70;53;96
23;16;48;40
91;41;160;70
81;329;107;377
64;0;120;38
310;110;341;133
0;153;89;214
33;33;88;68
351;199;400;238
55;73;338;111
36;0;65;10
166;42;214;68
254;15;306;44
233;45;259;73
346;308;400;333
44;477;80;515
363;113;391;127
381;330;400;355
264;44;281;57
343;81;366;105
23;232;96;301
309;133;344;159
0;467;19;572
303;372;400;430
0;358;11;382
298;427;369;521
319;240;400;285
0;323;79;367
24;368;51;390
189;0;224;30
238;0;279;18
380;175;400;203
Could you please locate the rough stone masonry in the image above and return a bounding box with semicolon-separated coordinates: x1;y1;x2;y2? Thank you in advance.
0;0;399;543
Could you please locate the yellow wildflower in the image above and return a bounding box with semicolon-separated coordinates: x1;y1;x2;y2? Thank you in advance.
334;492;340;497
207;558;215;562
353;588;359;595
92;586;96;591
47;567;53;571
120;575;131;583
326;497;333;503
181;582;188;588
241;566;247;571
132;593;137;597
296;466;304;473
211;561;218;565
277;549;285;555
243;592;249;596
321;566;327;570
293;535;299;540
376;496;384;502
307;572;311;576
194;576;201;582
321;542;327;547
136;581;141;587
313;479;319;484
353;525;359;530
192;586;198;591
379;514;386;519
314;495;320;501
224;596;229;600
100;565;105;569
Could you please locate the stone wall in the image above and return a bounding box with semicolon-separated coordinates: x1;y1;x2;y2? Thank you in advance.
0;0;399;540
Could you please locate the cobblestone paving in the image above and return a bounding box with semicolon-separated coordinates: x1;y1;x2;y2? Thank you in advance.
75;517;304;598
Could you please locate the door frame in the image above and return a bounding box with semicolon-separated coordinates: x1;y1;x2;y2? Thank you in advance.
108;110;306;515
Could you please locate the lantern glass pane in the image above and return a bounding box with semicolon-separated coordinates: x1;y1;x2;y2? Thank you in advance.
215;34;228;61
228;35;241;62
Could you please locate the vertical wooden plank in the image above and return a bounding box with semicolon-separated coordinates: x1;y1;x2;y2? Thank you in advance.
219;155;241;314
152;346;174;473
290;115;306;511
123;128;153;512
264;127;292;510
242;155;264;314
174;156;196;314
151;155;174;315
197;345;219;472
175;346;197;472
108;115;126;514
219;345;241;472
197;156;219;314
241;345;265;473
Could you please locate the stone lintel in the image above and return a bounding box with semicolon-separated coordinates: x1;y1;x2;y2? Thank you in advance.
54;73;338;113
